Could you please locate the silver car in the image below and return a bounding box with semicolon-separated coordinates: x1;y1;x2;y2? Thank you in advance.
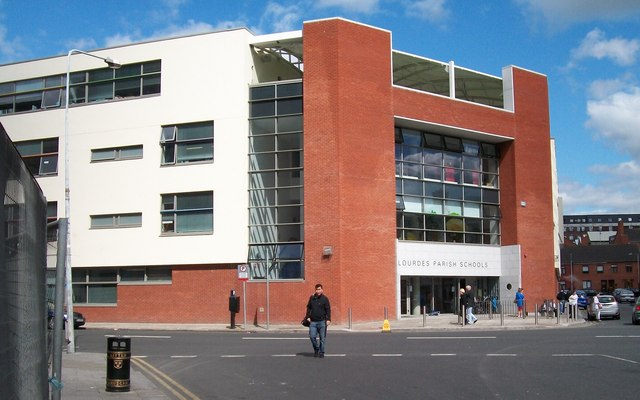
613;289;635;303
587;295;620;320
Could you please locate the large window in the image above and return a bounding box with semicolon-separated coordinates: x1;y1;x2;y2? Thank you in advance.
0;60;160;115
69;267;172;304
161;121;214;165
395;127;501;244
161;191;213;234
248;81;304;280
72;268;118;304
14;138;59;177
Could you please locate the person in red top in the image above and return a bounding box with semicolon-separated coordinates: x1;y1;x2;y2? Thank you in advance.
305;283;331;358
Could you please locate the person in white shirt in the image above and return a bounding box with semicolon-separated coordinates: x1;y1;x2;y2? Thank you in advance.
591;295;601;321
568;291;578;318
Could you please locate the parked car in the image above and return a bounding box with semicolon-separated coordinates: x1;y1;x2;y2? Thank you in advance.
613;288;636;303
47;301;86;329
632;297;640;325
575;290;589;309
630;288;640;298
587;295;620;320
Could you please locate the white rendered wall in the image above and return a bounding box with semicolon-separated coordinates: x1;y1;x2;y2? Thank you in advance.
1;29;258;268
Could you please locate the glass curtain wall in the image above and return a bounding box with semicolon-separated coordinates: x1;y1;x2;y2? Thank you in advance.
395;127;501;245
248;81;304;279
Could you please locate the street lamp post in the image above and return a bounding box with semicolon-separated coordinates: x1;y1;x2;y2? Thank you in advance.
63;49;120;353
570;253;573;292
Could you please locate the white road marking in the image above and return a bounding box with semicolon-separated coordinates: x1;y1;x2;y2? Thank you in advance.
552;354;594;357
431;354;456;356
407;336;496;340
599;354;640;364
105;335;171;339
272;354;297;357
487;354;516;357
242;337;307;340
170;355;197;358
372;354;402;357
596;335;640;338
221;355;246;358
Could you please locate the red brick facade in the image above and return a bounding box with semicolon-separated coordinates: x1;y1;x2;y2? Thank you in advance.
77;18;555;325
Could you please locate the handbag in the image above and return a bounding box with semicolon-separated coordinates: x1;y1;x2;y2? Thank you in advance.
301;318;310;327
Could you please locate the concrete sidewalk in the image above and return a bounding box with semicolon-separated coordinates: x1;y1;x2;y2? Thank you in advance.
56;311;587;399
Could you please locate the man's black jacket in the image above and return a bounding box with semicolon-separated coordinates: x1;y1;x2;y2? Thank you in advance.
306;294;331;322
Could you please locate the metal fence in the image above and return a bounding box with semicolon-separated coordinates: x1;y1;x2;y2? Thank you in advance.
0;123;48;400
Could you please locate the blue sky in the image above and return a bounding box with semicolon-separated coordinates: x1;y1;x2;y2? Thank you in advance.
1;0;639;215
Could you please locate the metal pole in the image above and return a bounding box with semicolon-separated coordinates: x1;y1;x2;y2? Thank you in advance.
348;308;352;330
64;50;120;354
64;50;76;354
242;280;247;331
570;253;573;292
534;304;538;325
637;252;639;288
50;219;67;400
266;257;270;330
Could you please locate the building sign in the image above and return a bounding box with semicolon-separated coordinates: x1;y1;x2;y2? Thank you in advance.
396;241;502;277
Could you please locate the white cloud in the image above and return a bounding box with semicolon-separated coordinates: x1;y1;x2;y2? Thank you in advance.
586;86;640;157
516;0;640;30
65;37;99;52
0;23;26;61
587;77;632;100
570;28;640;67
405;0;450;24
259;2;302;33
315;0;379;14
559;161;640;213
104;20;216;47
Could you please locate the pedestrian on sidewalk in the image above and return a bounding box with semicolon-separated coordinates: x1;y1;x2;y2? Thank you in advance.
515;288;525;318
305;283;331;358
591;295;601;321
459;288;466;323
464;285;478;324
568;291;578;318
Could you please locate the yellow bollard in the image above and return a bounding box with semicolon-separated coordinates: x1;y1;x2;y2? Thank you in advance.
381;319;391;333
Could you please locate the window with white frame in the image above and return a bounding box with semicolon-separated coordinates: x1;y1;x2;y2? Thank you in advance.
161;191;213;234
161;121;214;165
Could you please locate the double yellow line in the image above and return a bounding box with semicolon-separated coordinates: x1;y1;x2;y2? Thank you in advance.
132;356;200;400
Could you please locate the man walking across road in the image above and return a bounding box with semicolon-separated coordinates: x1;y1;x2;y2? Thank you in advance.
305;283;331;358
464;285;478;324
